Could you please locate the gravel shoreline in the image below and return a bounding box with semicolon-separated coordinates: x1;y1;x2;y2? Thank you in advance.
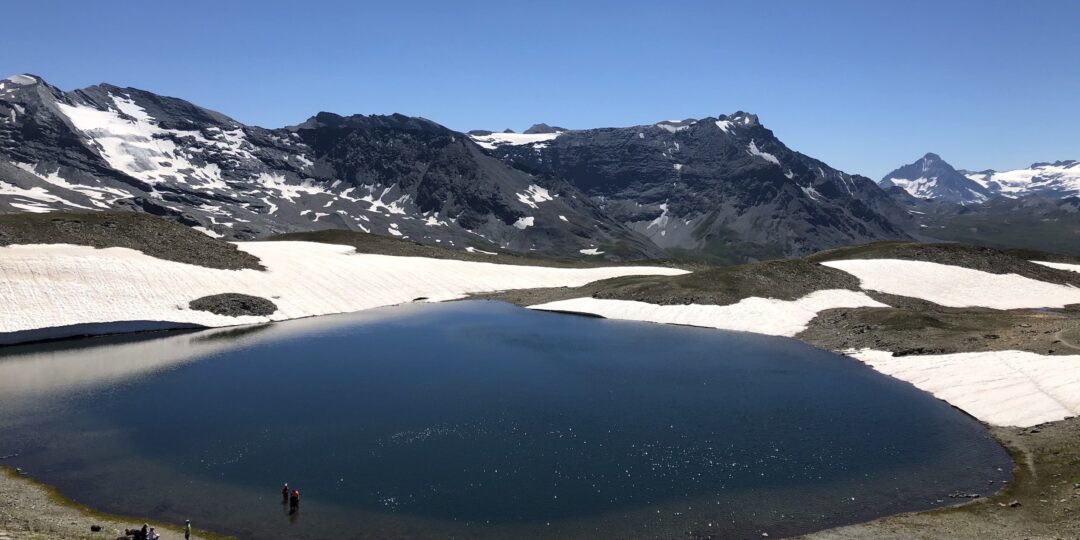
2;416;1075;540
0;467;223;540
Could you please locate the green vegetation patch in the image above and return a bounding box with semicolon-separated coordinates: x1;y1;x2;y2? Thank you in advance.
591;259;859;305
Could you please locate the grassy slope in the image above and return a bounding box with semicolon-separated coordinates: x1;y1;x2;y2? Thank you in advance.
0;212;263;270
921;210;1080;256
264;228;695;269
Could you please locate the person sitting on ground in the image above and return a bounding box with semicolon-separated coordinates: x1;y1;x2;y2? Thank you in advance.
148;527;160;540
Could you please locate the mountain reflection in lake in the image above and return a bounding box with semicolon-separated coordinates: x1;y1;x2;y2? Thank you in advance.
0;301;1010;539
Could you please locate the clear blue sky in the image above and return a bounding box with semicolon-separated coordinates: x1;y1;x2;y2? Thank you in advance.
4;0;1078;179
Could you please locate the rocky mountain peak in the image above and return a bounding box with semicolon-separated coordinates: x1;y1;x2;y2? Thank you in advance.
523;123;566;134
718;111;759;128
879;153;991;203
4;74;43;86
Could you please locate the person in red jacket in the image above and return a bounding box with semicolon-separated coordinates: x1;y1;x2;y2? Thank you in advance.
289;489;300;511
281;483;289;504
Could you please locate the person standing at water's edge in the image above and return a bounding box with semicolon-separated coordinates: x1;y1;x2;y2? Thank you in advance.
282;482;289;503
184;519;192;539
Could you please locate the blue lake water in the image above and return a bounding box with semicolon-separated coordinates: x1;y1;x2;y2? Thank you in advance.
0;301;1011;539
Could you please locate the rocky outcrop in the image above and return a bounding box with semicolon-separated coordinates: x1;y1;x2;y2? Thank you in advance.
189;293;278;317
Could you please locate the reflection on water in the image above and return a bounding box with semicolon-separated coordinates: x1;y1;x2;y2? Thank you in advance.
0;301;1011;540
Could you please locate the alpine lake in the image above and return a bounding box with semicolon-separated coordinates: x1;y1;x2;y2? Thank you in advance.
0;301;1011;539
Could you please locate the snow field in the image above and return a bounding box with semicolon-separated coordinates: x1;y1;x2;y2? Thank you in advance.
0;241;685;343
822;259;1080;309
850;349;1080;427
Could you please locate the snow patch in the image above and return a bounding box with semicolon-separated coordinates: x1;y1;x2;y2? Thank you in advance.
56;95;245;190
5;75;37;85
13;163;132;207
823;259;1080;309
516;184;554;209
192;226;223;238
513;216;535;230
0;181;92;211
849;349;1080;427
470;132;562;149
747;140;781;166
529;290;886;337
647;203;669;230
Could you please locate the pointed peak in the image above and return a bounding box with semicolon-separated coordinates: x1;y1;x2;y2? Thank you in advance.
922;152;942;161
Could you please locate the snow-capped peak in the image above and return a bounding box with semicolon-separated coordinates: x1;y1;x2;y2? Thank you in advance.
880;153;990;203
4;74;40;86
962;160;1080;199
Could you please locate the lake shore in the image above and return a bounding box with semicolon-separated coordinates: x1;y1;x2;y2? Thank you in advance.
0;467;225;540
801;416;1080;539
1;416;1076;539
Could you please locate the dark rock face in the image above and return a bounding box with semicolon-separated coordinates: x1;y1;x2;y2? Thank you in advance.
189;293;277;316
879;153;991;203
479;112;912;263
523;123;566;134
0;74;661;261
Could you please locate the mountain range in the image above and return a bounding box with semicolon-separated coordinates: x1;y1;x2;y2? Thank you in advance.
880;152;1080;204
0;74;659;259
2;72;1076;262
473;114;911;263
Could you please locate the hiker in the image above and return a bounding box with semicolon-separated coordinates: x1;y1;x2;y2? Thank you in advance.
140;524;148;540
184;519;192;539
282;482;290;503
148;527;160;540
289;488;300;510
